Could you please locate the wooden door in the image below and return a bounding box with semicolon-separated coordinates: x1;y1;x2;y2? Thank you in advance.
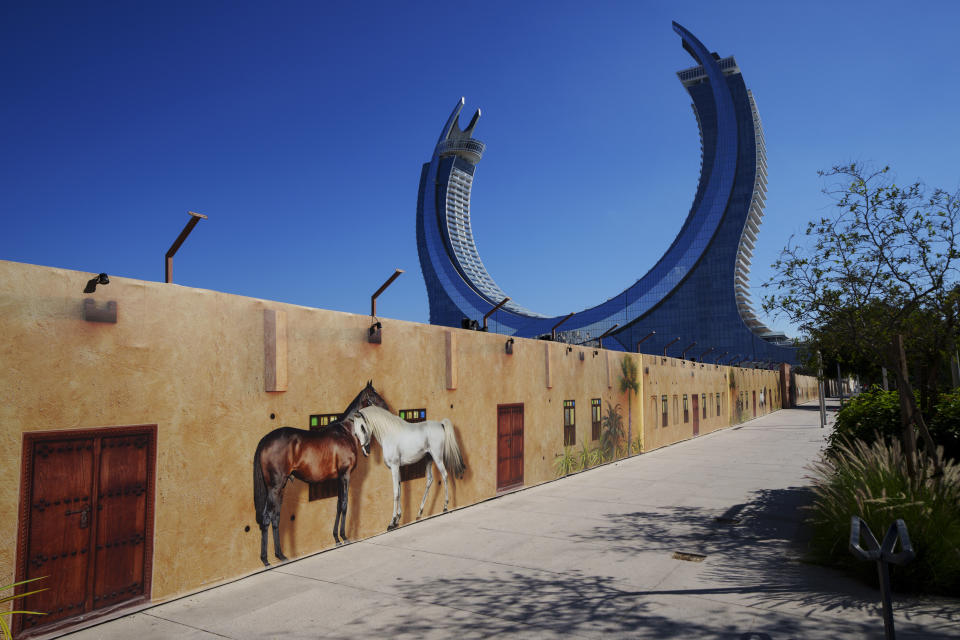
752;390;757;417
16;426;156;637
691;394;699;436
497;404;524;491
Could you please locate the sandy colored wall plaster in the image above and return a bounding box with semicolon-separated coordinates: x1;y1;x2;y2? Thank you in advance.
639;356;814;452
0;259;805;616
641;355;732;451
794;374;819;405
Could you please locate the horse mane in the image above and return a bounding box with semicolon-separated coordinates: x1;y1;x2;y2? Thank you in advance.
343;381;391;418
358;405;405;443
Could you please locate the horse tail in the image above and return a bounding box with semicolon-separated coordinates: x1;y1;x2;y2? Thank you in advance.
440;419;466;479
253;440;267;526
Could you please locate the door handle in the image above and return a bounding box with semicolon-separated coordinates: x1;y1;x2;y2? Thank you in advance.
66;504;91;529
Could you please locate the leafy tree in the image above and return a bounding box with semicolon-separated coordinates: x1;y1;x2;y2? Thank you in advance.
764;163;960;470
764;163;959;368
619;355;639;454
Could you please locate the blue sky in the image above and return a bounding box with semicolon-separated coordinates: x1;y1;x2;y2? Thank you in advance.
2;2;958;335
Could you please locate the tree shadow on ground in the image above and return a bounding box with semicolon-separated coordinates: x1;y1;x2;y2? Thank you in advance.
564;486;960;629
314;487;958;640
320;568;876;639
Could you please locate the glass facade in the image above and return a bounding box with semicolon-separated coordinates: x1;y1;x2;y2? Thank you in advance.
416;23;797;365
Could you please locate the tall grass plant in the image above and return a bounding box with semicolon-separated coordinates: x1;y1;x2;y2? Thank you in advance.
808;437;960;595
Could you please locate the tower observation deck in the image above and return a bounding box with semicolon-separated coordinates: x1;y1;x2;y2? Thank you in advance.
416;22;796;365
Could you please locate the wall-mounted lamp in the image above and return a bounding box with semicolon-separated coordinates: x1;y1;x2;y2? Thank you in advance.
165;211;207;284
505;337;514;354
699;347;716;363
551;312;575;341
636;331;656;352
681;341;697;360
370;268;404;317
715;351;729;364
483;297;510;331
566;345;573;354
593;350;599;357
368;268;403;345
83;272;110;294
663;336;680;357
595;323;619;350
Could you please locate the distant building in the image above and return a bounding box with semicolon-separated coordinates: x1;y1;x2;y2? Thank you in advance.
416;22;796;365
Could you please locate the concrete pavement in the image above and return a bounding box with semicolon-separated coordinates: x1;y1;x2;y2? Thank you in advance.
57;401;960;639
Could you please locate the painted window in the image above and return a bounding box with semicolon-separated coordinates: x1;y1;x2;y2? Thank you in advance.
683;394;689;423
309;413;342;501
661;395;668;427
310;413;339;429
399;408;428;481
702;394;707;419
591;398;601;441
716;393;721;417
672;395;679;425
563;400;576;447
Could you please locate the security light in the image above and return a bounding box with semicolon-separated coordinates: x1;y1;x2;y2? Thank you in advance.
83;273;109;294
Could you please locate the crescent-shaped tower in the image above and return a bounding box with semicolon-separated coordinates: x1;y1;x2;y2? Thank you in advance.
416;22;796;364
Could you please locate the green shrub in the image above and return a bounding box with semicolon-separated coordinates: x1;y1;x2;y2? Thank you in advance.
832;385;960;462
930;390;960;462
630;432;643;455
577;440;602;470
553;446;577;477
829;386;901;454
807;437;960;595
0;576;46;639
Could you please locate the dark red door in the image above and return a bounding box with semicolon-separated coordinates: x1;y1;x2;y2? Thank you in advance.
92;434;152;610
752;391;757;417
19;437;96;631
691;394;700;436
16;427;156;637
497;404;524;491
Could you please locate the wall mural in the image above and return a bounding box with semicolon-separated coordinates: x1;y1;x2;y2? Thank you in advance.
252;381;389;566
554;402;626;478
349;406;466;531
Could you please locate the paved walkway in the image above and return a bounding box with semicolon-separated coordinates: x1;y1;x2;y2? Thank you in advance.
59;401;959;639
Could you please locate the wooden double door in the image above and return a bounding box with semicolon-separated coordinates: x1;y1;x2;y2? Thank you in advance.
16;426;156;637
497;404;524;491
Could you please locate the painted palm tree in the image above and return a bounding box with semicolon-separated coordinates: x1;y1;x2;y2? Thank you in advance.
600;402;624;461
620;355;640;455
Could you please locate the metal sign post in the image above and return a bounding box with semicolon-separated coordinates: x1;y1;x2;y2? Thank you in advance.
849;517;915;640
817;351;826;428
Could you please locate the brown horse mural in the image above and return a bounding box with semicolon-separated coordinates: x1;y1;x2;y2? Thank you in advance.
252;381;390;566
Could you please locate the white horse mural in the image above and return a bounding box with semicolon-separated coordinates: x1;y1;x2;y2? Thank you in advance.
350;406;466;530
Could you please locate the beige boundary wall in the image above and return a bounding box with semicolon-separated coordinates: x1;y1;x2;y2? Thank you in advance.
795;373;819;404
0;260;816;628
639;355;783;451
